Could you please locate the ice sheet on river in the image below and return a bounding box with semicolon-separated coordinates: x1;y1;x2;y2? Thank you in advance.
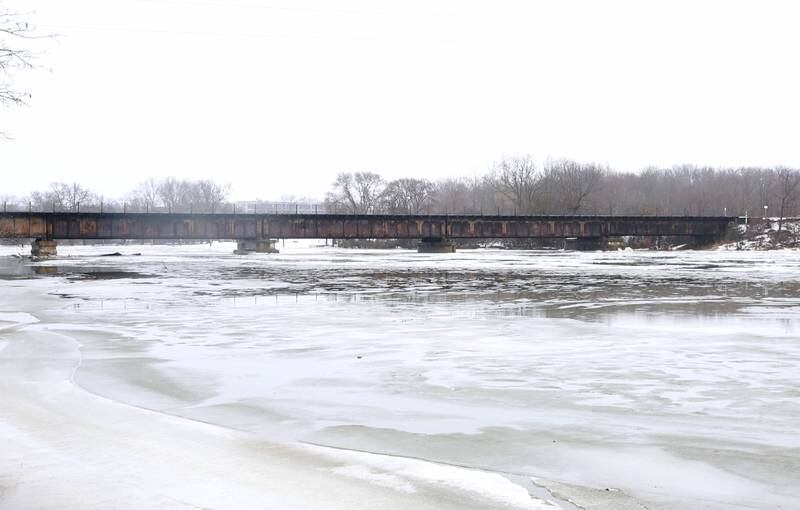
1;243;799;509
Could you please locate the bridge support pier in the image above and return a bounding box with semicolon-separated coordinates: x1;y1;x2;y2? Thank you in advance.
417;238;456;253
234;239;279;255
31;239;58;258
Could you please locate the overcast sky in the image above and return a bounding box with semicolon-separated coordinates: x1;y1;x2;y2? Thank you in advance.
3;0;800;201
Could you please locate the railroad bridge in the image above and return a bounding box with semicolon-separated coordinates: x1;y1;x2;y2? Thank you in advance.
0;212;736;256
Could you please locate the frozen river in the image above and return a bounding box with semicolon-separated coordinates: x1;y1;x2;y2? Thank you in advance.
1;242;799;509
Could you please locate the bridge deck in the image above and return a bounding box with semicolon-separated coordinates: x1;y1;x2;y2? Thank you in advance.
0;212;735;241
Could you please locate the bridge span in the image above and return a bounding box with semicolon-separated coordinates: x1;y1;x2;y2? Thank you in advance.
0;212;736;256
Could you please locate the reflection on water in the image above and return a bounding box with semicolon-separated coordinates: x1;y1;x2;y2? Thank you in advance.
0;256;38;279
0;260;147;280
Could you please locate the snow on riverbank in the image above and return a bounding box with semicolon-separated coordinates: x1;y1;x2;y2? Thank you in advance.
718;217;800;250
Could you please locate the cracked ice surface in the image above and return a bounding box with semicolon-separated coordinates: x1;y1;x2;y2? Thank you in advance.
1;242;799;509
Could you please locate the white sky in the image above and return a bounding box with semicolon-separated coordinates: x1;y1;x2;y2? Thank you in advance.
3;0;800;201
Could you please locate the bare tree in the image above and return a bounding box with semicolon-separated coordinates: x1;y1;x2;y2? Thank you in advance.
196;179;230;212
0;193;20;211
157;177;191;213
735;168;765;218
491;156;543;214
0;6;33;111
28;190;50;211
125;178;231;213
326;172;385;213
434;178;468;214
128;178;161;212
546;159;604;214
45;182;94;212
0;6;51;139
775;167;800;232
382;178;436;214
325;173;355;213
758;170;773;217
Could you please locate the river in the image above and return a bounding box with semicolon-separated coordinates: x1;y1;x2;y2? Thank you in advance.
1;242;798;509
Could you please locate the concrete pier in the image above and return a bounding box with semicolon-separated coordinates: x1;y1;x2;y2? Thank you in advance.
417;238;456;253
234;239;279;254
31;239;58;258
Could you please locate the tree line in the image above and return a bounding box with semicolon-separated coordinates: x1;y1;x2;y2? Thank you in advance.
325;159;800;224
2;178;232;213
4;160;800;226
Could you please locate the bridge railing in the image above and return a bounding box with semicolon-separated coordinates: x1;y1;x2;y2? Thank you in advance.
0;201;328;215
1;200;747;219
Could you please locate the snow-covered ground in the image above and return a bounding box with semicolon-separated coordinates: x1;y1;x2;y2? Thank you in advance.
2;242;799;509
718;217;800;250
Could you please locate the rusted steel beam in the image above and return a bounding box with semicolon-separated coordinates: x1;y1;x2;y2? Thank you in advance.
0;212;735;240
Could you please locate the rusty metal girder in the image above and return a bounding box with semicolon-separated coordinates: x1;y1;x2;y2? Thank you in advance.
0;213;735;240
